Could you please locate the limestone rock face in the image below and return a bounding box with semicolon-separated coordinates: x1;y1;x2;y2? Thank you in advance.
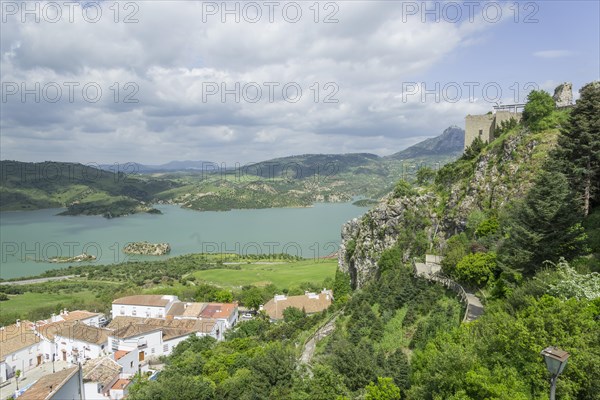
123;242;171;255
338;193;443;289
339;127;557;289
553;82;573;107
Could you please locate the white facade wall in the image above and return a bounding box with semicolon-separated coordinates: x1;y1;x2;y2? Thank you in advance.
110;387;128;400
110;330;162;360
111;296;178;320
55;335;107;365
3;342;42;378
111;304;167;319
50;369;82;400
79;315;101;327
0;361;7;383
115;349;141;376
84;382;108;400
162;334;193;356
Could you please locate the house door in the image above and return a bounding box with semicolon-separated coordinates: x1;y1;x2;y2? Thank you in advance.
62;350;66;361
139;351;145;361
37;355;42;366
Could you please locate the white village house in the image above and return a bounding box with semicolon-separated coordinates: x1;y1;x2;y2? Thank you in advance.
111;295;179;319
0;320;43;382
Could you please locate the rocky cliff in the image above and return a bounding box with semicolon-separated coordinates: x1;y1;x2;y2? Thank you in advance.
339;126;559;288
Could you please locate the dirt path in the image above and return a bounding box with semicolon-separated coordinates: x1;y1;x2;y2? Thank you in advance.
300;316;338;364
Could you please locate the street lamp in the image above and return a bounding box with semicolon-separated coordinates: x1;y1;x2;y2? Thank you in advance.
541;346;570;400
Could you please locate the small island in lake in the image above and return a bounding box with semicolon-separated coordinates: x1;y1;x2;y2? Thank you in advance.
123;242;171;255
47;253;96;263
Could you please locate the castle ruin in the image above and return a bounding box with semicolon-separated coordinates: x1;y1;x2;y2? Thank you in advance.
464;82;573;151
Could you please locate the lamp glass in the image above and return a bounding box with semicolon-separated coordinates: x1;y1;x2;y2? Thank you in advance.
544;356;562;376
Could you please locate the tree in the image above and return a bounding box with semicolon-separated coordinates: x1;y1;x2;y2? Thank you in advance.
240;286;264;310
454;252;498;287
382;350;410;392
393;180;416;198
441;233;470;277
15;369;21;390
333;270;352;304
555;81;600;215
462;137;485;160
283;306;305;323
498;170;589;276
214;289;233;303
377;246;402;276
522;90;555;132
128;375;214;400
365;377;402;400
416;166;436;186
0;293;8;301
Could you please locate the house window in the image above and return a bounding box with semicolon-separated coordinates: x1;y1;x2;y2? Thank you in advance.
120;307;125;315
151;348;155;354
132;307;137;316
130;361;134;368
163;344;169;353
29;359;33;366
478;129;483;136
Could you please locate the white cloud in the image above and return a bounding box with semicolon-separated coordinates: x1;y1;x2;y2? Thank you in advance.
0;0;550;164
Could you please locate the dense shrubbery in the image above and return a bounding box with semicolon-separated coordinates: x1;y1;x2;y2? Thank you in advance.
454;252;498;287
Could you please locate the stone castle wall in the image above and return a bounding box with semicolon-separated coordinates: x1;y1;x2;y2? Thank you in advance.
464;111;522;150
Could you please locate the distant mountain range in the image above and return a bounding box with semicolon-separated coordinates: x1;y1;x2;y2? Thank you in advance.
386;126;465;160
115;126;465;174
1;127;466;215
100;160;216;173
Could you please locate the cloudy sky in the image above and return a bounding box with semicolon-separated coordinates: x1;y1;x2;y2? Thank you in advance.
1;0;598;165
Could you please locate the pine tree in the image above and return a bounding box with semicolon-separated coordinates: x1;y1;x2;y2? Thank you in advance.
498;169;588;276
555;81;600;216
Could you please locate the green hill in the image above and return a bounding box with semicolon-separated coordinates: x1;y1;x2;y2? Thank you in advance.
0;161;179;217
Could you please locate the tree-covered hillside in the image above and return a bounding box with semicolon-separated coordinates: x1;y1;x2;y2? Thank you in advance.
120;82;600;399
0;161;178;217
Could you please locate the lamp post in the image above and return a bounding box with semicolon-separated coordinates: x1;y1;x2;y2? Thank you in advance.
541;346;570;400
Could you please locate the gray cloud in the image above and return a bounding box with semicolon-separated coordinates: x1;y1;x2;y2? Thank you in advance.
1;1;593;164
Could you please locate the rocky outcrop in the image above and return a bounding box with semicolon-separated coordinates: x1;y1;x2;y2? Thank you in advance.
553;82;573;108
123;242;171;256
339;193;444;288
339;127;558;288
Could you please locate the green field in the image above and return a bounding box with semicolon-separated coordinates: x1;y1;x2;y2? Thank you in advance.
191;259;338;289
0;290;98;317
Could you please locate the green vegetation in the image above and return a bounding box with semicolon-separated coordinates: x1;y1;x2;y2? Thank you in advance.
0;161;176;216
0;255;335;325
555;81;600;216
191;259;337;289
1;128;465;215
498;169;589;277
6;85;600;399
522;90;557;132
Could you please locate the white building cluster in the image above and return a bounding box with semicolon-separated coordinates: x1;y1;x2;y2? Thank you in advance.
1;296;238;399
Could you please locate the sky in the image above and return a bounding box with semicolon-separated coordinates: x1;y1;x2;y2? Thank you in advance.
1;0;599;165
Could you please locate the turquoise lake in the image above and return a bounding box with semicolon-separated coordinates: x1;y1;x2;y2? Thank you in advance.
0;203;368;279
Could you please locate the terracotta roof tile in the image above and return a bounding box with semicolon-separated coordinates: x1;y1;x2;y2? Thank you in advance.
38;321;111;345
82;356;122;389
0;323;40;359
112;295;173;307
19;366;79;400
263;291;332;320
111;379;131;390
